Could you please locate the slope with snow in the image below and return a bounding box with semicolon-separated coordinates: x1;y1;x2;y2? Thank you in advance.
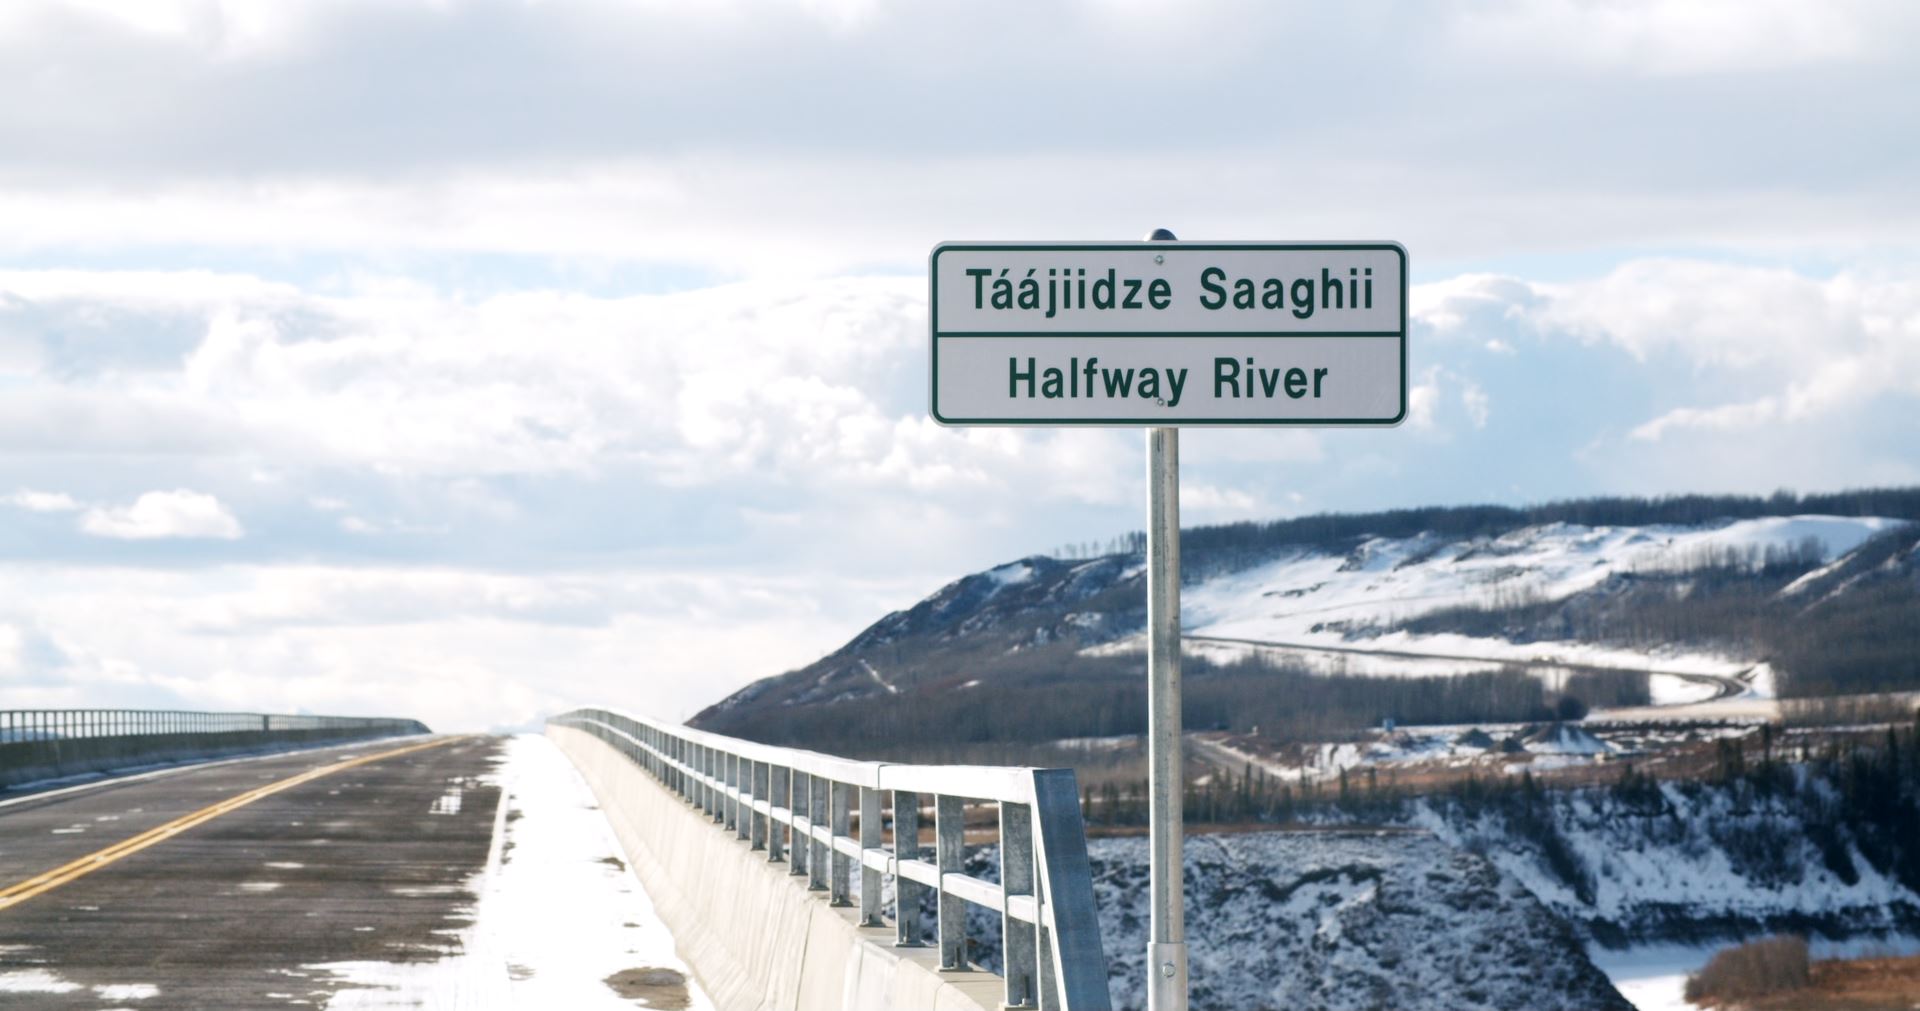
695;509;1913;738
1088;830;1633;1011
1405;777;1920;946
894;830;1633;1011
1172;515;1901;679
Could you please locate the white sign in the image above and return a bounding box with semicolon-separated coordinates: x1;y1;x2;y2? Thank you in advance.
929;242;1407;425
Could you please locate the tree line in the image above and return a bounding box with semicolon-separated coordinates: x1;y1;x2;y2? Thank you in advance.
703;648;1631;757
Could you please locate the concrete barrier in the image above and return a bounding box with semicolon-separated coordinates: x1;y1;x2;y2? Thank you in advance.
549;722;1005;1011
0;727;419;791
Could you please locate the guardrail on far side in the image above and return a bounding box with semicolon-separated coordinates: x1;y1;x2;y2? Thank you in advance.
0;709;431;790
552;706;1112;1011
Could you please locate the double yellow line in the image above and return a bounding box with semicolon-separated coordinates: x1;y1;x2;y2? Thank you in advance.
0;735;464;913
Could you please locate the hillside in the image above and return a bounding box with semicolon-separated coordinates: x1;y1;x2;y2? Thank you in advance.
692;489;1920;753
926;830;1634;1011
1090;830;1633;1010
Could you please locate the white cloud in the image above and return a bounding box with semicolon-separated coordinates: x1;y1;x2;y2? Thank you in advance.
0;0;317;56
1529;261;1920;437
0;563;923;728
1408;262;1920;444
1629;397;1779;442
1179;483;1259;517
0;257;1912;725
4;489;81;512
79;490;244;540
0;2;1911;273
1413;275;1542;338
1450;0;1894;76
1461;382;1490;429
0;269;1157;519
0;0;1914;732
1;161;1915;281
1407;373;1441;432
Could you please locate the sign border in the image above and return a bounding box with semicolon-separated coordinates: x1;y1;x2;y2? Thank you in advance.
928;241;1408;427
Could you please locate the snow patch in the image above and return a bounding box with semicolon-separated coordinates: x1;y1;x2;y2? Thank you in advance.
1648;674;1724;706
857;659;899;695
986;561;1034;588
429;785;463;816
1586;944;1713;1011
0;969;81;994
94;982;160;1001
305;734;714;1010
1170;515;1902;680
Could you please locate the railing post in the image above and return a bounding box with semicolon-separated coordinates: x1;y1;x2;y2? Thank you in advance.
695;746;708;814
750;761;769;851
936;793;967;970
729;754;745;839
894;790;924;947
1032;769;1111;1011
1001;801;1039;1008
791;772;811;879
830;780;852;907
859;785;884;926
809;774;830;892
698;748;714;817
768;765;788;863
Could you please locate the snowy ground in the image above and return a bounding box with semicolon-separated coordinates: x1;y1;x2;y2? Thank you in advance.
1183;516;1899;650
1587;944;1713;1011
310;734;712;1010
1090;516;1902;703
1189;720;1760;785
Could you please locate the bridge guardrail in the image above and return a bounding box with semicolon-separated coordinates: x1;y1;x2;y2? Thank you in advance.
552;706;1111;1011
1;709;430;789
0;709;423;741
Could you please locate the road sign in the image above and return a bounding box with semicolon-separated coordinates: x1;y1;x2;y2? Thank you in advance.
929;241;1407;426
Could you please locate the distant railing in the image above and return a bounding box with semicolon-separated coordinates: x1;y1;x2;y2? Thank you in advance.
552;706;1111;1011
0;709;430;789
0;709;425;742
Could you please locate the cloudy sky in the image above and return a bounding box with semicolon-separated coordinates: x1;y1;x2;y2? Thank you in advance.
2;0;1916;731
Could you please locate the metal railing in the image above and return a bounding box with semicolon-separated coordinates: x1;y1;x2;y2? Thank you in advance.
552;707;1111;1011
0;709;426;742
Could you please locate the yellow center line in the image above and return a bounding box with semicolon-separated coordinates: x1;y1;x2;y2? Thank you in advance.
0;735;468;913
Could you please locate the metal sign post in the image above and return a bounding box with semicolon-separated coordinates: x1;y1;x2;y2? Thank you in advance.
927;229;1406;1011
1141;228;1187;1011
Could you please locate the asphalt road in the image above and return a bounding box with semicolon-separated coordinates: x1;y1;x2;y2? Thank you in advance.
0;735;503;1009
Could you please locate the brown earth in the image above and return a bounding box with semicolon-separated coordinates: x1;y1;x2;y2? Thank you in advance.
1705;955;1920;1010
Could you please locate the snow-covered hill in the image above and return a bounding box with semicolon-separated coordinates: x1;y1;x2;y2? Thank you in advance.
903;830;1633;1011
1404;771;1920;948
1087;830;1633;1011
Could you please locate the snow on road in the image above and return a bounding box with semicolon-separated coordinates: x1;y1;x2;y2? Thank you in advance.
313;734;712;1010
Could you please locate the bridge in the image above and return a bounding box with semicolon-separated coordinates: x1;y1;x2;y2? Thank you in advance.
0;707;1112;1010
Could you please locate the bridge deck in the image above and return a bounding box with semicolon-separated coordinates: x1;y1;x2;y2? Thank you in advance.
0;734;707;1010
